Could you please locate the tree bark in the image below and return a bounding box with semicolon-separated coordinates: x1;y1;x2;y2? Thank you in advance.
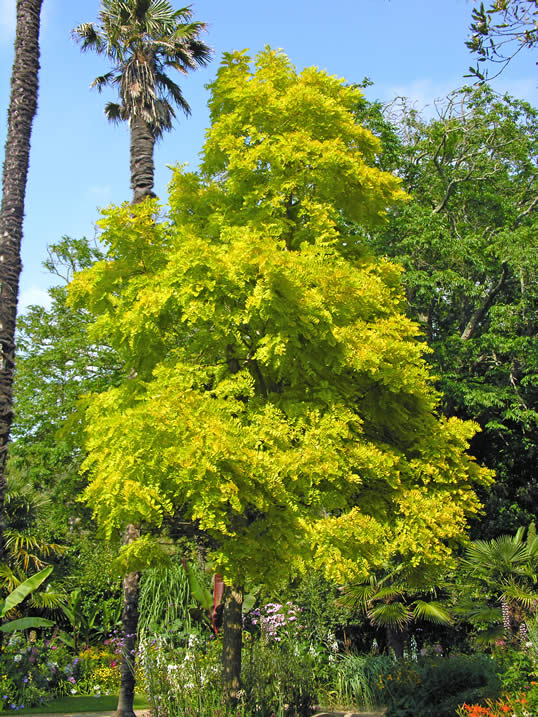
0;0;43;566
222;584;243;709
130;116;156;204
460;262;508;341
115;524;140;717
386;625;405;659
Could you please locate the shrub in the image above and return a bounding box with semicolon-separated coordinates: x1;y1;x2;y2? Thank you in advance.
375;655;501;717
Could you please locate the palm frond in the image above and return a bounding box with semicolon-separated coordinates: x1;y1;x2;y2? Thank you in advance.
91;72;116;92
73;23;107;54
104;102;126;123
0;564;21;595
73;0;211;137
501;581;538;609
29;586;66;610
155;70;190;115
412;600;452;625
463;535;531;575
474;624;505;646
456;602;502;626
367;601;412;628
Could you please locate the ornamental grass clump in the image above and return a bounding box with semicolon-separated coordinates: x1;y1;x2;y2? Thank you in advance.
334;654;393;710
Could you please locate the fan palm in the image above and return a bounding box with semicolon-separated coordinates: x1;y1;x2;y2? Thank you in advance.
74;0;212;203
341;566;452;658
459;524;538;642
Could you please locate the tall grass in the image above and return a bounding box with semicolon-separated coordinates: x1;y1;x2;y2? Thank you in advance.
138;562;192;640
335;654;392;710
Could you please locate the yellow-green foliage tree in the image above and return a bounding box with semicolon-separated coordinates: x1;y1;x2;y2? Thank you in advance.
68;46;491;645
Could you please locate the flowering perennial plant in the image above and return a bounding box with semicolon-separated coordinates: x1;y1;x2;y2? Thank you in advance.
0;634;77;710
138;633;233;716
457;694;532;716
246;602;304;643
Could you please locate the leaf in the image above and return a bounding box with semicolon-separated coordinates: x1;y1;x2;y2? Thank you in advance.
0;617;55;633
412;600;452;625
0;566;53;618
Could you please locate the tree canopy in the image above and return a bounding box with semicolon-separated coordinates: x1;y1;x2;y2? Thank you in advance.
371;86;538;536
68;49;491;590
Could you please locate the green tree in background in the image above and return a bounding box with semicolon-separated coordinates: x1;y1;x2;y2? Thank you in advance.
68;48;492;704
11;237;120;522
371;86;538;537
74;0;212;203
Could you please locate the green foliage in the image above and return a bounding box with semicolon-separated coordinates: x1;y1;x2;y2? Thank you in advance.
0;567;55;633
287;571;354;649
138;562;192;640
11;238;120;533
68;48;491;592
371;86;538;537
138;634;231;716
242;639;318;716
376;655;501;717
334;653;392;710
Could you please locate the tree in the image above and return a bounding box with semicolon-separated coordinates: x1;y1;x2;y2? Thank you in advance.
371;86;538;537
467;0;538;80
340;563;452;658
68;48;492;706
9;237;127;709
458;524;538;643
0;0;43;570
74;0;211;203
10;238;120;522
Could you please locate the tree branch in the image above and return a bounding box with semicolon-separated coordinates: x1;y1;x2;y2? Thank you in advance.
460;262;508;341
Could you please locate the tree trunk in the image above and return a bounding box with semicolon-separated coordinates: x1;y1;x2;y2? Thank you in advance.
0;0;43;567
386;625;405;659
130;116;156;204
115;524;140;717
222;584;243;709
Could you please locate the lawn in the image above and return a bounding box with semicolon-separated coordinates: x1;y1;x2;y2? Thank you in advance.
0;694;149;715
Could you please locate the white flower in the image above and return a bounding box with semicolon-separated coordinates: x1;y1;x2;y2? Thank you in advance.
14;654;22;663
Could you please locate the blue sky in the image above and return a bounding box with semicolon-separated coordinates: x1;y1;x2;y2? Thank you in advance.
0;0;536;311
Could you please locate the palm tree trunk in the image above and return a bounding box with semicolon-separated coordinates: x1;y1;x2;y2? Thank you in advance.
130;116;156;203
222;584;243;709
0;0;43;567
116;114;157;717
386;625;405;659
115;524;140;717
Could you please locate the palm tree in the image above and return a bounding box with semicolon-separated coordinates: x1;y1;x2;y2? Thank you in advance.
0;0;43;570
459;524;538;644
341;565;452;658
74;7;210;713
74;0;212;203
